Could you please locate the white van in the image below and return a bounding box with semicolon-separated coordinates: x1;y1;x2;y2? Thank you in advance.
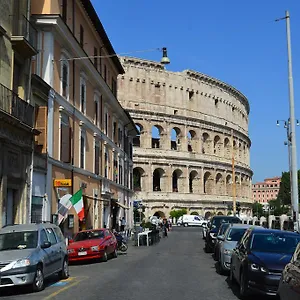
182;214;202;227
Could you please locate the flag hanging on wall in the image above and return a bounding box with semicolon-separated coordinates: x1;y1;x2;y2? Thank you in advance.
69;189;85;221
57;194;72;225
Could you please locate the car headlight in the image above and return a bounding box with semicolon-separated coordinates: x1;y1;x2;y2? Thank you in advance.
210;233;217;239
91;245;100;252
250;263;268;273
1;259;30;272
223;249;233;256
67;248;75;254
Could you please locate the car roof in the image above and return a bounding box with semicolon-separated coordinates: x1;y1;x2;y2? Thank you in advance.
250;227;300;235
229;224;260;229
76;228;107;233
212;216;240;219
0;223;58;233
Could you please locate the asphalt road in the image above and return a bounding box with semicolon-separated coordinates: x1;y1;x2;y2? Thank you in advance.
0;227;273;300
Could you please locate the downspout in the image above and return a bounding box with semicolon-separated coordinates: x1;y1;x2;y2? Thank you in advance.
71;0;75;197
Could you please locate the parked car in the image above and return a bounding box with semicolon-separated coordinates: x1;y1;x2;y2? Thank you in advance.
67;228;117;262
202;222;209;240
278;241;300;300
217;224;253;274
0;223;68;292
205;216;241;253
177;216;183;226
230;228;300;298
182;215;202;227
213;223;231;260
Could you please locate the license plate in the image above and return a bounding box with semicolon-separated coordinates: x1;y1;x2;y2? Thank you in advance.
78;251;87;256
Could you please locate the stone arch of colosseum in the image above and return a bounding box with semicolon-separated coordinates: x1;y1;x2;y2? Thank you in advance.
118;56;253;219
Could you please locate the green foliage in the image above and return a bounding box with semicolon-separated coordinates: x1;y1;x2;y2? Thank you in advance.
252;202;264;218
277;170;300;205
269;198;289;215
169;209;187;219
190;211;198;215
141;221;152;228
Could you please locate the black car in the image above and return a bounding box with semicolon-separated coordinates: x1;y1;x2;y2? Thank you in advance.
213;223;231;260
230;227;300;298
205;216;241;253
278;242;300;300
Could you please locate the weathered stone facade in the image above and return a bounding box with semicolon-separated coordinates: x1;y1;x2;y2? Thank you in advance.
118;57;253;219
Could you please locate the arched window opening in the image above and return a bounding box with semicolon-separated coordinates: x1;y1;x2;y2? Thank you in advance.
235;175;240;197
216;173;223;195
153;168;164;191
172;169;182;192
217;211;224;215
238;142;242;161
152;125;163;148
226;175;232;196
204;211;211;219
133;167;144;192
188;130;197;152
189;170;198;193
224;137;231;159
202;133;210;154
133;124;143;147
204;171;213;194
154;211;165;218
171;127;181;150
214;135;221;156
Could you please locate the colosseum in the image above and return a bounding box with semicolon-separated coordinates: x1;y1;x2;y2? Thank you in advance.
118;56;253;219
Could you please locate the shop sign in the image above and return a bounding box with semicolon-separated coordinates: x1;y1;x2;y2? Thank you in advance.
53;179;72;187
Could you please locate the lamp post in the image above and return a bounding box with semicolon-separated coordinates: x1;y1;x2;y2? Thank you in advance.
276;11;299;232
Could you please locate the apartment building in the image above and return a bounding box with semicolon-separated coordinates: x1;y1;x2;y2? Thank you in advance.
0;0;38;227
252;176;281;204
30;0;137;234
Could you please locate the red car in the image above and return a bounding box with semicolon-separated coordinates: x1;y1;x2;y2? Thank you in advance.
67;228;117;262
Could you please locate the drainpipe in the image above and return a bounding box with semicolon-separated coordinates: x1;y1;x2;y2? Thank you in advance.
71;0;75;196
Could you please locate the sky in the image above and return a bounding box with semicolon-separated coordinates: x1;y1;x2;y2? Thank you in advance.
91;0;300;183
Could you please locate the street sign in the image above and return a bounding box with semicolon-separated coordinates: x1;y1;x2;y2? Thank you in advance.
53;179;72;187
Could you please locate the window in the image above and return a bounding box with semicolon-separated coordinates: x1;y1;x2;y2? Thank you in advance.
113;121;117;142
189;91;194;100
112;78;117;97
104;64;107;82
46;228;57;245
114;155;118;183
80;77;86;114
94;94;99;126
60;114;71;163
40;229;49;244
104;110;108;134
53;227;64;243
80;25;84;48
80;129;86;169
94;140;100;175
61;58;69;99
94;47;98;70
104;147;108;178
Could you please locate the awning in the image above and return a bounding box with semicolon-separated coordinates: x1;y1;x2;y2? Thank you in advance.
116;202;130;210
84;194;110;202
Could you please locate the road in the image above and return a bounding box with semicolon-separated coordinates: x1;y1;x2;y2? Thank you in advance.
0;227;271;300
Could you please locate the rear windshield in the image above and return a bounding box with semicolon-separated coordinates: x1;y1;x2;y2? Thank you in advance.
218;223;230;235
212;217;240;229
250;232;300;254
0;231;38;250
226;228;247;241
74;230;104;242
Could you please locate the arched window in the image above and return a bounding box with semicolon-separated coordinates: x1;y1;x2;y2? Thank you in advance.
204;171;213;194
133;124;143;147
224;137;231;159
216;173;223;195
202;133;210;154
172;169;183;192
171;127;181;150
153;168;164;191
214;135;221;156
133;167;145;191
187;130;197;152
152;125;163;148
189;170;198;193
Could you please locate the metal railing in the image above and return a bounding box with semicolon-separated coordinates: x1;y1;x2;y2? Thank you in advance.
12;15;37;50
0;83;34;127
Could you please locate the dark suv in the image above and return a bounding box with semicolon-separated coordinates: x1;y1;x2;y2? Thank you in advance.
205;216;241;253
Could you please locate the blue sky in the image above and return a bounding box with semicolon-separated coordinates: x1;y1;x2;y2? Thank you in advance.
92;0;300;182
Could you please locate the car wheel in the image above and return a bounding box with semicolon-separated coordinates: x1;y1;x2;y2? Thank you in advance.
59;258;69;280
204;243;209;253
229;266;235;284
218;254;224;275
120;243;128;252
32;265;44;292
239;270;249;298
112;248;118;258
102;250;108;262
184;223;188;227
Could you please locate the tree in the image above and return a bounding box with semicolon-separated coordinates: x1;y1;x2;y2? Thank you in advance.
252;202;264;218
269;198;289;216
277;170;300;205
169;209;187;220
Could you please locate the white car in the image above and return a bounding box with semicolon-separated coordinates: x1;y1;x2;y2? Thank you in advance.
177;216;183;226
182;215;202;227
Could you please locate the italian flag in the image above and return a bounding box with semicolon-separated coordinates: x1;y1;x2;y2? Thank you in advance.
70;189;85;221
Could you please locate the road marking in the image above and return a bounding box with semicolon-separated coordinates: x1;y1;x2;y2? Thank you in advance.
44;276;88;300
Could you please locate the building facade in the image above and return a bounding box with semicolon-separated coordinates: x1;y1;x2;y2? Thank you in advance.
118;57;253;219
0;0;38;227
252;177;281;204
30;0;136;234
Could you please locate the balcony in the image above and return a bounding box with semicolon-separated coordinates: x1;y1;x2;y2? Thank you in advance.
11;15;38;58
0;83;34;127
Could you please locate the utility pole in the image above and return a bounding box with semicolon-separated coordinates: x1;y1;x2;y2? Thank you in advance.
276;11;299;231
231;129;236;215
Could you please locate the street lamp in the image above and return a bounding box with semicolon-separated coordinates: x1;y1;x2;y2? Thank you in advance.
275;11;299;232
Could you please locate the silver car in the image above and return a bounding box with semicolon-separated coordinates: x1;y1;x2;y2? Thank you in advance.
217;224;255;274
0;223;68;292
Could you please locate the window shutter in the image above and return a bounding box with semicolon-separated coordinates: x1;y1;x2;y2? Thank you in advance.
35;106;47;153
61;124;71;163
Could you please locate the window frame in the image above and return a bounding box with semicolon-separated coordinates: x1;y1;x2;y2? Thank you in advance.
80;76;86;114
60;56;69;100
94;139;100;175
80;128;86;169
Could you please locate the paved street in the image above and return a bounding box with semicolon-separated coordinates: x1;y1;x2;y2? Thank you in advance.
0;227;271;300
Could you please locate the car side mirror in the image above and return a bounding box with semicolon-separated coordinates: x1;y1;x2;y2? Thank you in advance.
68;239;74;244
41;241;51;249
217;235;225;241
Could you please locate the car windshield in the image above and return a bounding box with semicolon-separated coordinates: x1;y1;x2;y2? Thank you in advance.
218;223;230;235
74;230;105;242
212;217;240;229
250;232;300;254
226;228;247;241
0;231;38;251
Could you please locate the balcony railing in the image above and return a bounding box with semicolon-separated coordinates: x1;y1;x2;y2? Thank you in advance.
11;15;37;57
0;83;34;127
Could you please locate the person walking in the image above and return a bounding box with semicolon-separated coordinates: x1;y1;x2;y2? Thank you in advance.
120;216;126;232
161;218;169;237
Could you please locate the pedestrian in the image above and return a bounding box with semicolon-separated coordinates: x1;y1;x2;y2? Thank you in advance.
162;218;169;237
120;216;126;232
